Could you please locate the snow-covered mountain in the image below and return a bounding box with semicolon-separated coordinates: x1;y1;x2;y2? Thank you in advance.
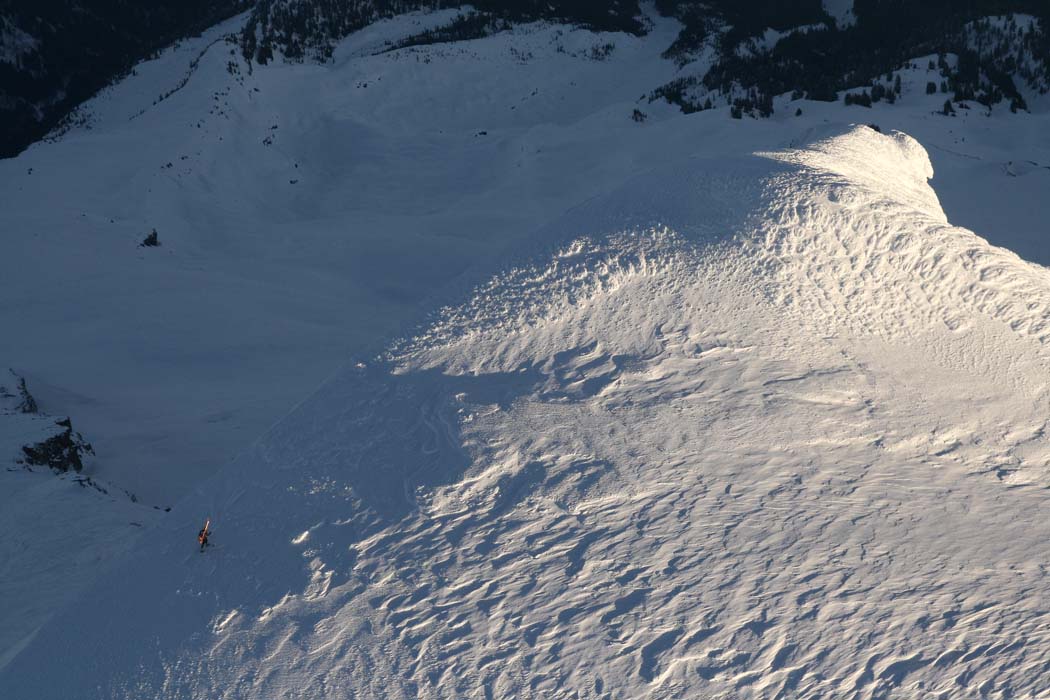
3;4;1050;698
5;1;1049;157
0;0;250;157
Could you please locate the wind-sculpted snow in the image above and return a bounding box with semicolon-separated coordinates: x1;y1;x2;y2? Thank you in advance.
7;127;1050;699
757;128;1050;347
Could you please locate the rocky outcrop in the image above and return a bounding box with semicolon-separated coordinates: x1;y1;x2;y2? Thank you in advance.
1;370;93;473
0;368;37;413
20;417;94;473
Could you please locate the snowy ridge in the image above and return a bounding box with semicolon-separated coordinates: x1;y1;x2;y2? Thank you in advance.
757;128;1050;345
7;126;1050;698
408;126;1050;361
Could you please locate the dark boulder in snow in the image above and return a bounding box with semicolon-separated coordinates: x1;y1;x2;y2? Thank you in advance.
140;229;161;247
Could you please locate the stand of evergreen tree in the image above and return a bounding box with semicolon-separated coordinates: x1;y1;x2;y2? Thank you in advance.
3;0;1049;159
240;0;645;64
0;0;251;159
653;0;1048;117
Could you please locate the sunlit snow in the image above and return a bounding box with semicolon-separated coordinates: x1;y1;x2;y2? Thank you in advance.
2;6;1050;699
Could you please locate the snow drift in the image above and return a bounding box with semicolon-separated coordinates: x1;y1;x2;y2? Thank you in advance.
6;126;1050;699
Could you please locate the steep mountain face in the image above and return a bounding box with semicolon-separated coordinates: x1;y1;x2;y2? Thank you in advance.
240;0;645;63
4;0;1048;158
0;368;147;670
0;0;249;158
2;3;1050;697
239;0;1050;115
653;0;1050;115
8;124;1050;700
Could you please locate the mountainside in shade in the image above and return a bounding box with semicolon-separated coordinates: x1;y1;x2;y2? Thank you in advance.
0;369;148;671
4;0;1049;157
7;124;1050;699
3;4;1050;697
0;0;249;157
240;0;1050;116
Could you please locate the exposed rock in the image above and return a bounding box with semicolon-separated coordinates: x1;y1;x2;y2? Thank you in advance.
140;229;160;247
20;418;94;473
0;369;38;413
2;369;93;473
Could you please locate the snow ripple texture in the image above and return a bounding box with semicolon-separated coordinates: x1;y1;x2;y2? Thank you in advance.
6;126;1050;699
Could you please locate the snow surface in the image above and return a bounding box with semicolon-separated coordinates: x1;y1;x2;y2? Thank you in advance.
9;120;1050;698
0;467;147;671
0;370;152;671
4;6;1050;698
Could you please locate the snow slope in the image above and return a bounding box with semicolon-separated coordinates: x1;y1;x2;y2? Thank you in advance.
1;8;1046;509
7;124;1050;699
0;371;152;671
3;5;1050;695
0;10;686;505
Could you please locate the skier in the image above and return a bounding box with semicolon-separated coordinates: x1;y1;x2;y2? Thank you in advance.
198;519;211;552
